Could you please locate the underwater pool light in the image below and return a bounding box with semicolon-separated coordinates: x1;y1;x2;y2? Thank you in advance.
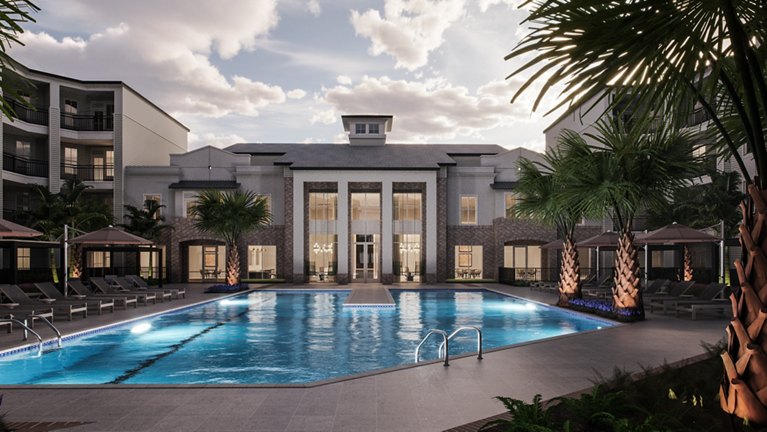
130;322;152;334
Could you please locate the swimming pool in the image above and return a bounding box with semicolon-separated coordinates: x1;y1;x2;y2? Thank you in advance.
0;289;614;385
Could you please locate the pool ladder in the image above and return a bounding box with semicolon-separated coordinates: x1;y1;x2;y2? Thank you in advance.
0;315;62;355
414;326;483;367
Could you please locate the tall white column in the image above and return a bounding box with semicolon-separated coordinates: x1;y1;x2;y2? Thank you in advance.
426;176;438;275
382;181;393;275
48;82;61;193
292;177;304;274
337;180;349;276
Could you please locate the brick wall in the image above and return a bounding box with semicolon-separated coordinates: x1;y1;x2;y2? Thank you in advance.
284;176;294;282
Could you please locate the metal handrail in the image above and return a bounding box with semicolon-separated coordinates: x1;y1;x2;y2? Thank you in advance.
0;318;43;353
29;314;62;348
415;329;449;366
438;326;483;360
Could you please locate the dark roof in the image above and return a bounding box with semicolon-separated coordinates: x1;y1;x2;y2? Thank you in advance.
225;143;507;170
490;181;518;190
168;180;240;190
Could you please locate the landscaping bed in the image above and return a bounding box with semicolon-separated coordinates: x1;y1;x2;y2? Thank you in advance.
567;298;644;322
481;346;757;431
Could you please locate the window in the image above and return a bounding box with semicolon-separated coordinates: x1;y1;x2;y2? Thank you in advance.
17;248;30;270
248;245;277;279
309;192;337;221
393;192;422;221
460;195;477;225
355;123;366;134
504;193;519;218
454;245;483;278
105;150;114;179
503;244;542;280
64;99;78;114
368;123;380;134
89;251;111;268
143;194;162;219
351;192;380;221
182;192;198;218
15;141;31;158
64;147;78;175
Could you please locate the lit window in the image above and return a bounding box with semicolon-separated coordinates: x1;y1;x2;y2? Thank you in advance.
183;192;198;218
64;147;78;175
105;150;114;179
454;245;483;279
505;192;519;218
368;123;379;134
460;195;477;225
17;248;31;270
309;192;338;221
393;192;422;221
248;245;277;279
355;123;366;134
15;141;30;158
143;194;162;219
89;251;111;268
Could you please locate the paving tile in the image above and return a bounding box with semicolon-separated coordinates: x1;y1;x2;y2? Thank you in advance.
331;414;376;431
246;414;292;431
284;414;335;432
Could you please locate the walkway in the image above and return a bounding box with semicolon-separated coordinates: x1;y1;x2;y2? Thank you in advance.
0;284;728;432
343;283;395;306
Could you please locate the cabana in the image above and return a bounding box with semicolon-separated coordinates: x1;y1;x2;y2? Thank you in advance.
636;223;719;285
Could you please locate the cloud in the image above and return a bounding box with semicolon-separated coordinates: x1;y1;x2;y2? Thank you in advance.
477;0;516;12
307;0;321;16
11;0;290;118
189;132;246;150
336;75;353;85
287;89;307;99
318;75;537;143
351;0;466;70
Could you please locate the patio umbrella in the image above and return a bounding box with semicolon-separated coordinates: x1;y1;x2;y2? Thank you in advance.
0;218;42;237
578;231;621;248
69;226;152;245
635;223;719;283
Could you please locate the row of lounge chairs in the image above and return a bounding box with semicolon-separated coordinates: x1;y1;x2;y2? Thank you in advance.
0;275;186;341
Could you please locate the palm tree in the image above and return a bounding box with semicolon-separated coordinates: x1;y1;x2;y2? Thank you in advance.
514;151;583;306
189;190;271;285
508;1;766;421
0;1;40;119
120;199;173;279
558;118;699;318
28;179;112;280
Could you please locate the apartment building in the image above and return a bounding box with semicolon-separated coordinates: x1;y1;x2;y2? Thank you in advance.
0;63;189;225
125;115;600;284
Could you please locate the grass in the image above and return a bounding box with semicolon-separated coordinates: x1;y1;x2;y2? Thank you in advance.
446;278;497;283
242;278;285;283
483;343;758;431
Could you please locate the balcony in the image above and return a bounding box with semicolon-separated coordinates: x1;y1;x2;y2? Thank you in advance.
60;112;114;132
61;163;114;181
6;99;49;126
3;208;24;223
3;152;49;177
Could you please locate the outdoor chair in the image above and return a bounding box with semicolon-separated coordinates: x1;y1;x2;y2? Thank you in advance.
90;277;157;305
34;282;115;315
0;284;87;321
126;275;185;299
648;282;723;314
68;280;138;309
643;279;670;296
675;296;732;320
582;274;615;298
111;276;172;302
1;307;54;332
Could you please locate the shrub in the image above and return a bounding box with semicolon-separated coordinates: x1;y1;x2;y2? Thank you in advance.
0;394;10;432
204;284;248;293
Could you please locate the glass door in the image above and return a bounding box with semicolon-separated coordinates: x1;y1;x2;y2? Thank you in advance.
353;234;379;282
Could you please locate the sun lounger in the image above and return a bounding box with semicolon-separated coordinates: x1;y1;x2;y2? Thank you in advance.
126;275;186;299
582;274;615;298
35;282;115;315
0;284;87;321
1;307;55;337
112;276;173;302
68;280;138;309
649;283;724;314
643;280;695;302
643;279;670;296
90;277;156;305
675;300;731;320
111;276;171;302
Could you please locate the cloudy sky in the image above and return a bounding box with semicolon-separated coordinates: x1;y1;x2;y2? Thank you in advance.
10;0;557;151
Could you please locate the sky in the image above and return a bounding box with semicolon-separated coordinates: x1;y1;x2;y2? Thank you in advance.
10;0;557;152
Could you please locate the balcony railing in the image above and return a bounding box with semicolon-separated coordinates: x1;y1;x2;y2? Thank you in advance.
3;152;49;177
60;112;114;131
3;208;25;224
6;98;49;126
61;163;114;181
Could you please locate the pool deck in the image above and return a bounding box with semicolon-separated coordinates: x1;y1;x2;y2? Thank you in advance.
343;283;395;306
0;283;727;432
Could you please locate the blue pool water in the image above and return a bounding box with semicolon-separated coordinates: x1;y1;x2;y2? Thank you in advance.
0;290;613;385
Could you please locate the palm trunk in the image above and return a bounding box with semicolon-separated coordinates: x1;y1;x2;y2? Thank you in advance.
720;185;767;424
226;242;240;286
613;228;643;317
682;245;694;282
558;237;581;306
70;244;83;279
